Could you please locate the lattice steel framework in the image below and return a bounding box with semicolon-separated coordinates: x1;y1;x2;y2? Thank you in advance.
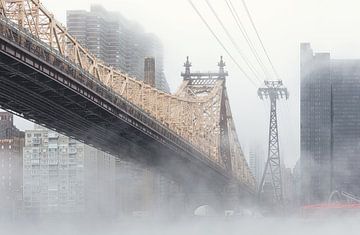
0;0;255;188
258;80;289;203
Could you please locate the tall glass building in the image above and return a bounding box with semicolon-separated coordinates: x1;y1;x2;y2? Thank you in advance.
301;43;360;204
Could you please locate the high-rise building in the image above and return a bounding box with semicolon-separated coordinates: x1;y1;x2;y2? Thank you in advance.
66;6;125;71
22;125;115;218
248;145;264;186
0;112;24;219
67;5;170;93
301;43;360;204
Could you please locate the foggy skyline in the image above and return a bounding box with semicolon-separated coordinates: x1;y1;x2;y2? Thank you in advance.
12;0;360;168
2;0;360;232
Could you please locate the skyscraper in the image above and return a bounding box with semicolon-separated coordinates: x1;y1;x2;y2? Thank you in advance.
0;112;24;219
67;5;170;93
301;43;360;204
66;5;125;71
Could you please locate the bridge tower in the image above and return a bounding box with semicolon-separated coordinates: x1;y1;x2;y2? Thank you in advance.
179;56;232;171
178;56;254;212
258;80;289;204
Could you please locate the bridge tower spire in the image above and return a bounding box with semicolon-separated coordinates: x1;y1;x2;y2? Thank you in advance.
218;56;226;78
258;80;289;204
183;56;192;79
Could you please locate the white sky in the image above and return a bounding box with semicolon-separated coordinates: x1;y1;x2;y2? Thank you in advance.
14;0;360;168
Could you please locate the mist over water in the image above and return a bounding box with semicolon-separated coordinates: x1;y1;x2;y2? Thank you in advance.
1;215;360;235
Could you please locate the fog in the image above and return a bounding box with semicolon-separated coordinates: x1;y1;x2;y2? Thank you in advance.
8;0;355;168
28;0;360;168
2;0;360;234
2;216;360;235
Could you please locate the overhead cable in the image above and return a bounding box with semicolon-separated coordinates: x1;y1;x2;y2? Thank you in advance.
205;0;263;83
225;0;272;80
188;0;259;88
240;0;281;80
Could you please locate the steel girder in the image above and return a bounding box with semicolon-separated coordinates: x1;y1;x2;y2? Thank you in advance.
0;0;256;190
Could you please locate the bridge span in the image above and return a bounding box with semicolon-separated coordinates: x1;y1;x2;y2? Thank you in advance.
0;0;255;204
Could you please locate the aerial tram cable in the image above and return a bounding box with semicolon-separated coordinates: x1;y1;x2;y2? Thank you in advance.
205;0;263;83
188;0;260;88
225;0;272;80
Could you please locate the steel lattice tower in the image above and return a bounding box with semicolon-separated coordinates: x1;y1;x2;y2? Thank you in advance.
258;80;289;203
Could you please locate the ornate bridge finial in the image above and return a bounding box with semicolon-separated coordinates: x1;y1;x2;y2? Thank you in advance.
184;56;192;78
218;56;226;77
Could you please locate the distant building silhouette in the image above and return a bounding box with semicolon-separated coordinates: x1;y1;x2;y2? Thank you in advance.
67;5;170;92
0;112;24;219
248;145;264;186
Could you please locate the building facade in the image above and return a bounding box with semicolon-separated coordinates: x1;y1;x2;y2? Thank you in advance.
22;125;116;218
248;145;264;186
0;112;24;220
67;5;170;92
301;43;360;204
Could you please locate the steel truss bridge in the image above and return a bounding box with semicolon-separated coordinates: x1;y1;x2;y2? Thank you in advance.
0;0;255;197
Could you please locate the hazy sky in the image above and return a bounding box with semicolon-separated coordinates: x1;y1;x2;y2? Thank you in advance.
13;0;360;168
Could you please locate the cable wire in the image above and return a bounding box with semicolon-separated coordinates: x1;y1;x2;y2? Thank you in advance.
205;0;263;83
240;0;281;80
225;0;272;80
188;0;259;88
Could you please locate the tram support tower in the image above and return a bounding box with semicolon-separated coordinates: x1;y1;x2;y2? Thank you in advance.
258;80;289;204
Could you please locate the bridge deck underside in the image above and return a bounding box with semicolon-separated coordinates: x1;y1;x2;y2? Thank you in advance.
0;34;235;190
